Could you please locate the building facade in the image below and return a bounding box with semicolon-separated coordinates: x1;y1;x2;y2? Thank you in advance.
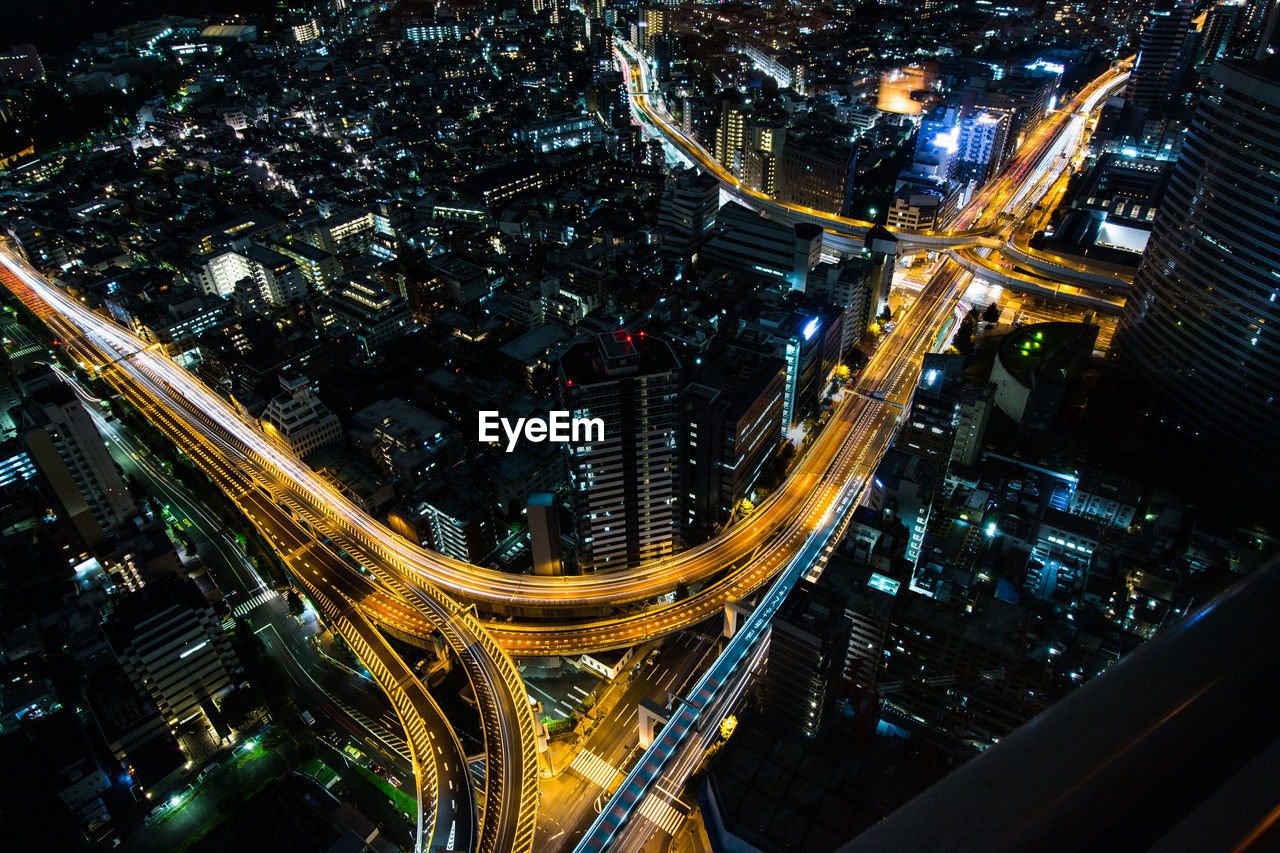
558;331;681;570
1116;61;1280;466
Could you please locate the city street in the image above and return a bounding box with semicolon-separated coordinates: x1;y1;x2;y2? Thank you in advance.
535;628;721;851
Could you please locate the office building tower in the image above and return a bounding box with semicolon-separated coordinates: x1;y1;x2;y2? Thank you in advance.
290;16;321;43
807;257;875;353
682;351;786;536
528;492;564;576
741;119;785;196
17;379;136;547
657;167;720;258
641;4;667;53
760;580;852;737
102;577;239;727
1257;0;1280;58
1125;0;1195;110
0;44;44;84
886;179;951;231
777;130;857;215
532;0;562;23
702;201;823;292
195;244;308;307
1236;0;1277;54
388;468;496;564
899;378;962;469
868;448;937;566
1116;60;1280;466
273;239;341;293
9;218;66;268
744;306;843;433
951;384;994;468
557;331;681;570
898;353;994;472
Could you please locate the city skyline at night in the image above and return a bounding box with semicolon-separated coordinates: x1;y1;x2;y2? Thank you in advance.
0;2;1277;852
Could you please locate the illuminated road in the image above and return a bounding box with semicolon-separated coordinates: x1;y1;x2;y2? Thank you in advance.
0;262;535;853
0;53;1127;853
0;58;1128;653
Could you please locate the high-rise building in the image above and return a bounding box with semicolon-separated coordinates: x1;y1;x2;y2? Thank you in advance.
557;331;681;570
887;182;948;231
319;276;415;359
272;239;341;293
806;257;875;353
195;244;308;307
1125;0;1195;110
388;468;496;564
760;580;852;737
897;352;994;472
951;110;1011;186
682;350;785;536
868;448;937;566
778;130;857;215
641;4;667;53
743;306;843;433
657;167;720;258
742;119;785;196
102;577;239;727
17;378;136;547
0;45;44;84
527;492;564;576
1195;2;1241;70
1116;60;1280;466
714;97;748;176
290;16;321;43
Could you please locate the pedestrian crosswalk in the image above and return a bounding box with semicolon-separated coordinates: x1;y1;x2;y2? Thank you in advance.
232;588;278;617
638;792;686;837
570;749;620;789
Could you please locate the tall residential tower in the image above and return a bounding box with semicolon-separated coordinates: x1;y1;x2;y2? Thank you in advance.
558;331;681;570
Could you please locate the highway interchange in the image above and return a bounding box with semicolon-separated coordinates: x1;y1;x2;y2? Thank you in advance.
0;50;1130;853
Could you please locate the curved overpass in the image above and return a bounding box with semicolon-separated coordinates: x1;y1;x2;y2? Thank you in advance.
0;60;1133;652
0;256;536;853
948;246;1127;313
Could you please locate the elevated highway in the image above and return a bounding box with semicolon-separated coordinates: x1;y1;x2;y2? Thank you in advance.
949;244;1128;313
0;59;1132;651
0;255;537;853
0;51;1134;853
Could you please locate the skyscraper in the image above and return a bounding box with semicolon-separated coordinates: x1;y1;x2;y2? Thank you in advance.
951;110;1011;186
558;331;681;570
641;4;667;53
1116;60;1280;465
1125;0;1194;111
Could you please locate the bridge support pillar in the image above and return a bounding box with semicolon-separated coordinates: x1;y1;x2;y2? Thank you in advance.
723;600;752;639
638;697;670;748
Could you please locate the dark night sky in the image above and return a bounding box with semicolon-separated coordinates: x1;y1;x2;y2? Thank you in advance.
8;0;281;49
